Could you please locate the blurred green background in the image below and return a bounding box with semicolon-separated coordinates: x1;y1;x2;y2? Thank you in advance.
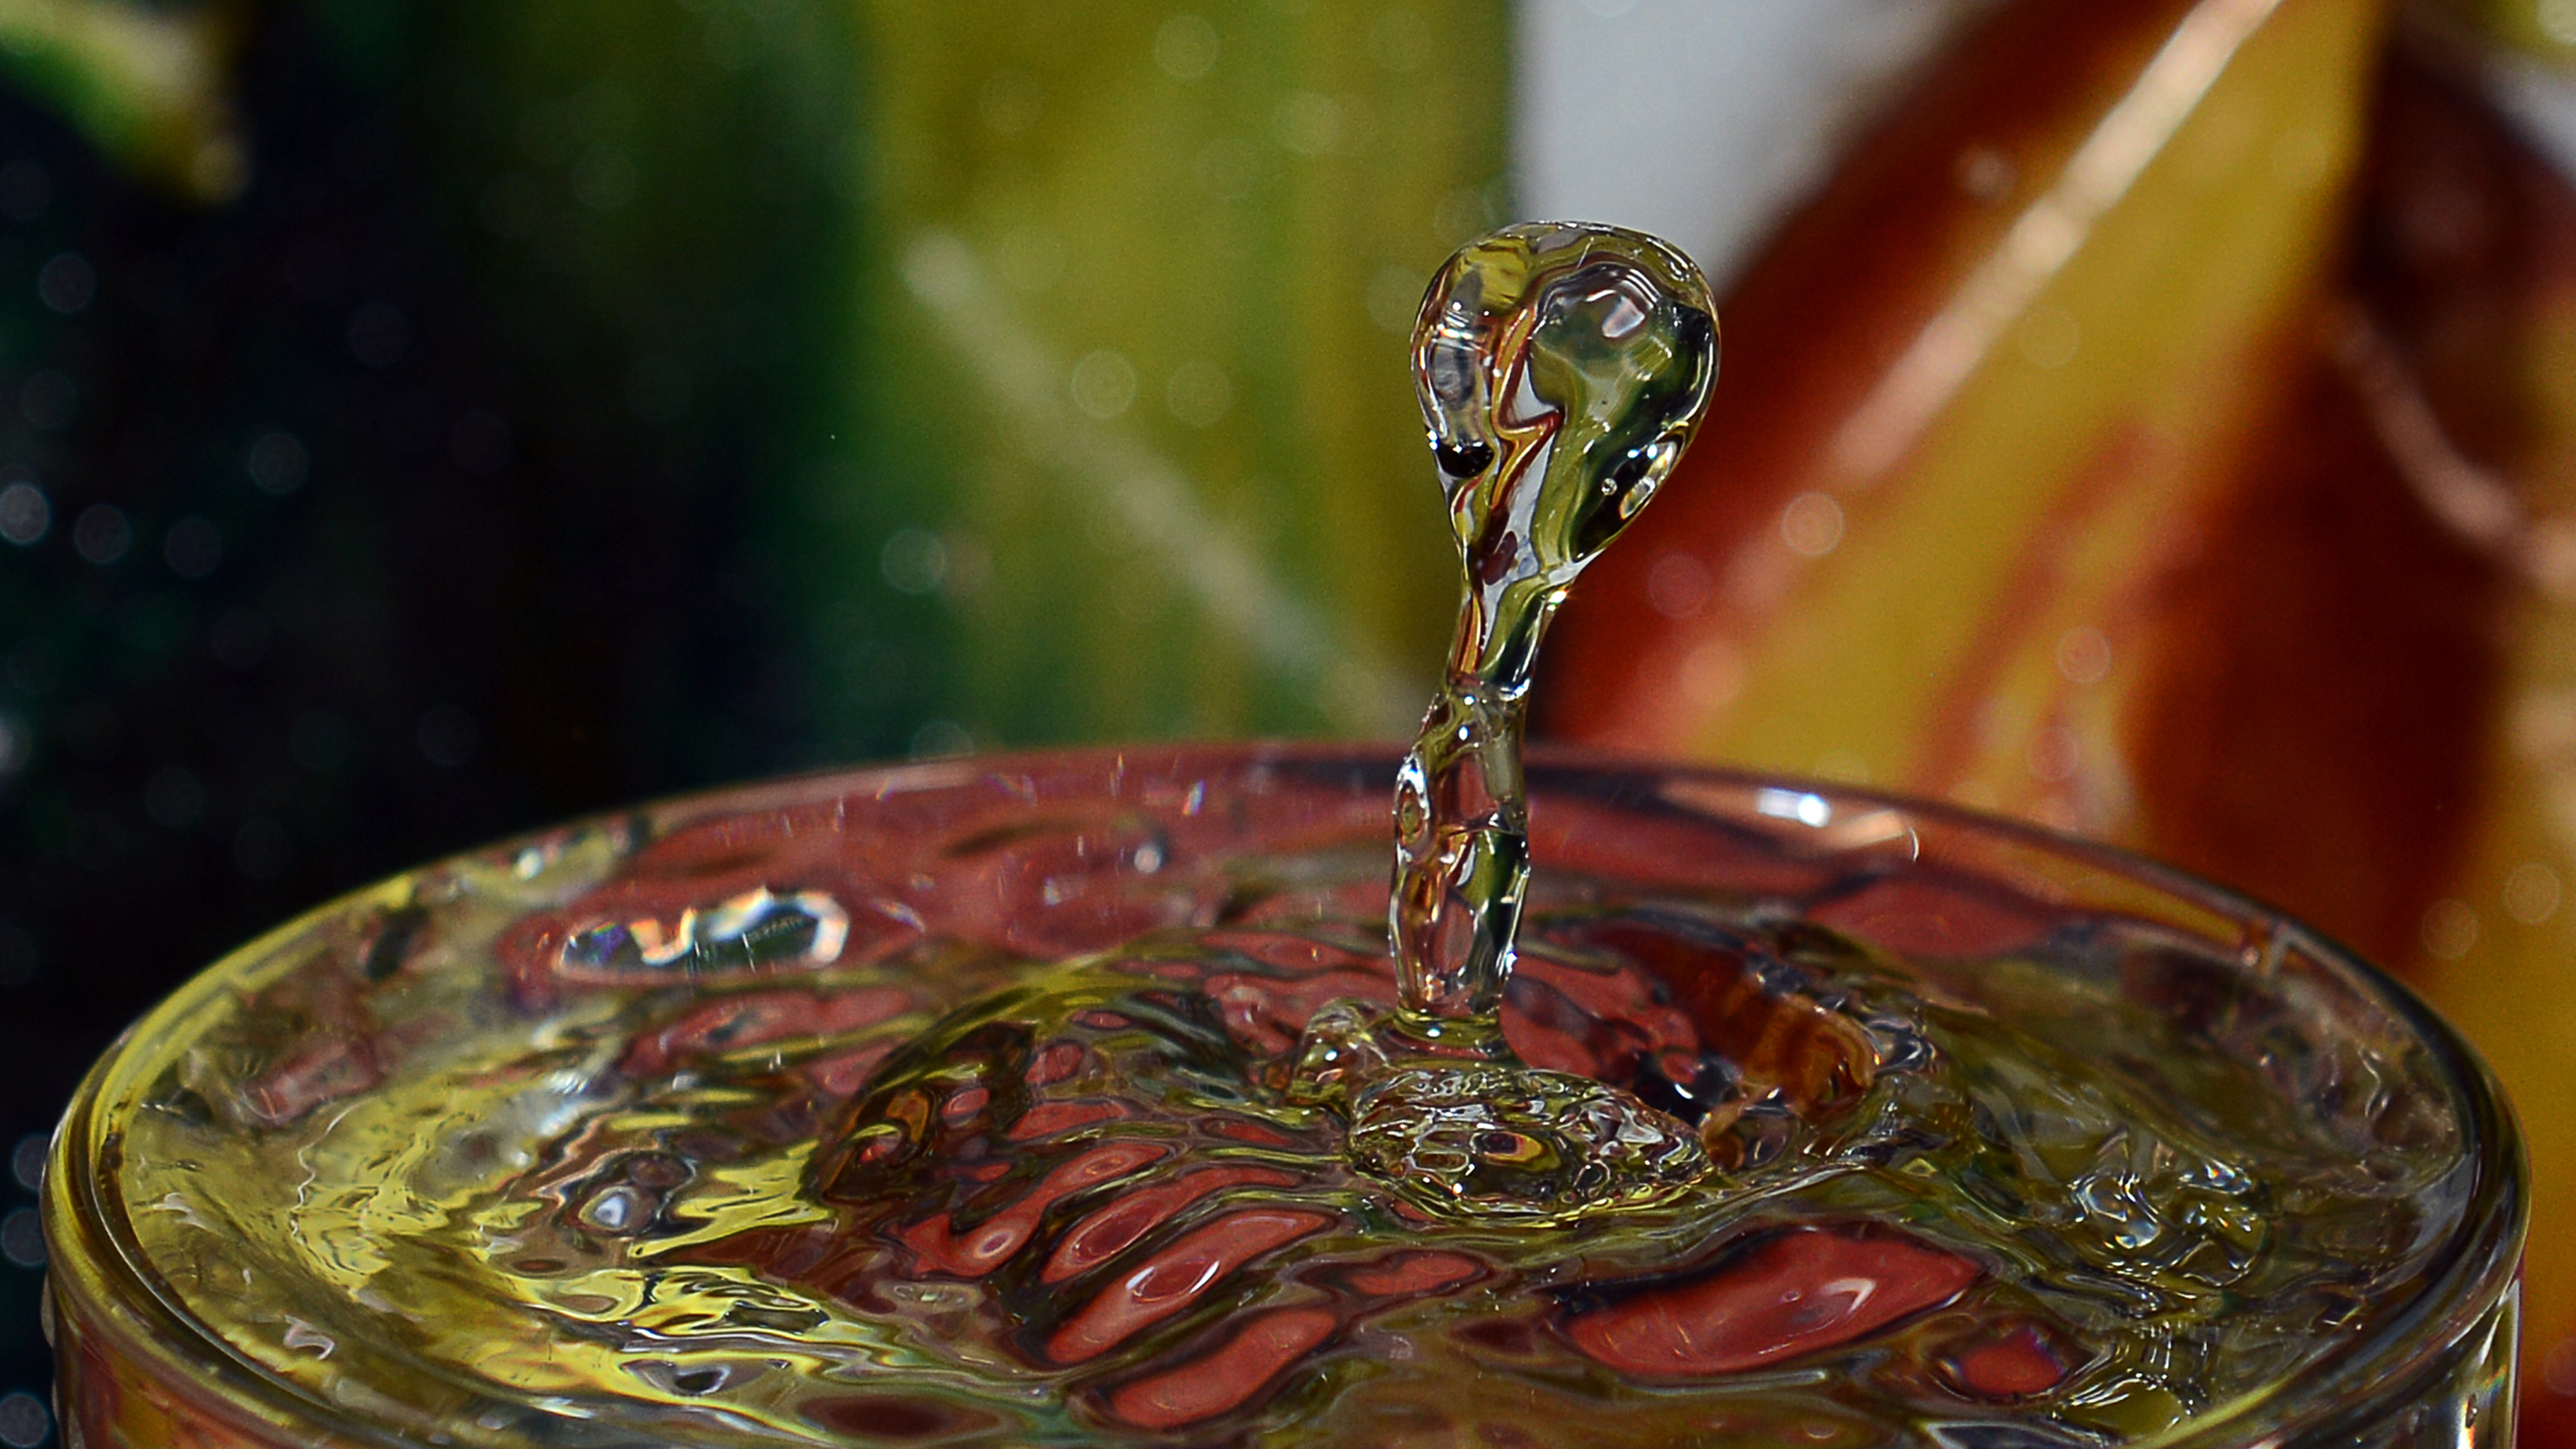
0;3;1504;1435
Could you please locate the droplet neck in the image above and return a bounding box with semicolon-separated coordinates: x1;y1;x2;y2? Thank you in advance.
1390;675;1530;1022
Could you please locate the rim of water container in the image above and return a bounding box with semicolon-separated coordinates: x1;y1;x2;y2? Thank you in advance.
42;741;2529;1449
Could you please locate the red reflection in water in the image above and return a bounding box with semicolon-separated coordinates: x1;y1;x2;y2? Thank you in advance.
1045;1208;1336;1365
895;1141;1167;1278
1937;1319;2075;1401
1104;1307;1343;1431
1566;1227;1980;1377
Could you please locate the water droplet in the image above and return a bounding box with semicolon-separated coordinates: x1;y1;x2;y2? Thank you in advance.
1295;223;1721;1215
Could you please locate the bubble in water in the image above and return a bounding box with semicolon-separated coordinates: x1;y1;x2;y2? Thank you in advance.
1346;1063;1707;1217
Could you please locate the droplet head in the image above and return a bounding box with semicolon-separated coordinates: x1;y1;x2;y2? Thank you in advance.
1411;223;1718;590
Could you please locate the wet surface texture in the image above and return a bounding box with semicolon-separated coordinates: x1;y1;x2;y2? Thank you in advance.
69;748;2481;1446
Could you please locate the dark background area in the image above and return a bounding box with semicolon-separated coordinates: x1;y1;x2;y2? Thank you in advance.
0;6;894;1433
